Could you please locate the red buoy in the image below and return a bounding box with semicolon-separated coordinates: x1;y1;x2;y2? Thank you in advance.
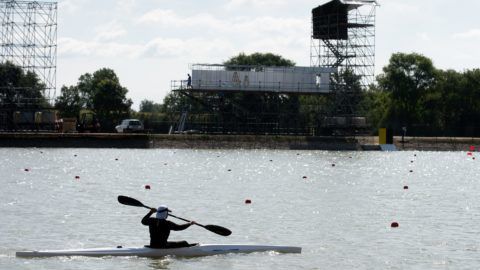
391;222;399;228
145;185;151;190
245;199;252;204
404;186;409;190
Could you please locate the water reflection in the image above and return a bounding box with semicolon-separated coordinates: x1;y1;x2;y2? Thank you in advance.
148;258;172;270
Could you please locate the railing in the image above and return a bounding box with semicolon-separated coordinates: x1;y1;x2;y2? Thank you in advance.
171;80;331;94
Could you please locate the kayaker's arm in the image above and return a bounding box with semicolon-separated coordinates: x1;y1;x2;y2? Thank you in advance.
141;208;157;225
168;220;196;231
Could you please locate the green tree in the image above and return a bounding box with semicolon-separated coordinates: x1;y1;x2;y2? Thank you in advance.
0;61;47;108
139;99;163;113
90;69;132;123
56;68;132;130
55;85;83;117
224;52;295;67
376;53;438;128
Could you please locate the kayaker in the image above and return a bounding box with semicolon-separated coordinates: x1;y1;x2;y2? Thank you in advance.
142;205;197;249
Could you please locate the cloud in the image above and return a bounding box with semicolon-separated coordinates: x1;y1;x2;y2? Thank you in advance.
136;9;306;37
225;0;288;10
137;9;223;29
58;37;235;60
94;21;127;41
58;0;87;13
453;29;480;40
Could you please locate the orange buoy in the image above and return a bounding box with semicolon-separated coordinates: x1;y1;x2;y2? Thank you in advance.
145;185;151;190
245;199;252;204
391;222;399;228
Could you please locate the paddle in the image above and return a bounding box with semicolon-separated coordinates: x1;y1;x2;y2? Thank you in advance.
117;195;232;236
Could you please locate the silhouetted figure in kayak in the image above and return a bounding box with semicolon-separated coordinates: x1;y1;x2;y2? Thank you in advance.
142;205;196;248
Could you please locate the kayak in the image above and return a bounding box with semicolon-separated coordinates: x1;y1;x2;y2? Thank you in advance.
16;244;302;258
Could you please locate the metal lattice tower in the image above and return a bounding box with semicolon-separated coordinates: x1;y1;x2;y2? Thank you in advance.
0;0;57;104
310;0;377;87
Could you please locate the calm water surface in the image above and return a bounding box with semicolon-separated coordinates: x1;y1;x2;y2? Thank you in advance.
0;148;479;269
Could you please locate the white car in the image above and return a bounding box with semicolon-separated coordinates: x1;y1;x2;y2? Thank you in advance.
115;119;144;133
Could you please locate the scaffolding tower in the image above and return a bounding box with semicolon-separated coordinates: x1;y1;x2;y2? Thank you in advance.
310;0;377;87
0;0;57;105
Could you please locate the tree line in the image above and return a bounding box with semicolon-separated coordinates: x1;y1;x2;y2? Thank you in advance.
1;52;479;136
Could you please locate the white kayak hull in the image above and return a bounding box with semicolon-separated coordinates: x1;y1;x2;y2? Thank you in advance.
16;244;301;258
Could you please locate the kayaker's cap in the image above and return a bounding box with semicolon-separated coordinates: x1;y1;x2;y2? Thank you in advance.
156;205;171;219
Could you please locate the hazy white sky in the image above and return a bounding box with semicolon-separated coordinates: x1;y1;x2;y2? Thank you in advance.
56;0;480;109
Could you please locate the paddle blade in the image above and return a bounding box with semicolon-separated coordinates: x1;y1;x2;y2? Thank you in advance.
118;195;145;207
204;225;232;236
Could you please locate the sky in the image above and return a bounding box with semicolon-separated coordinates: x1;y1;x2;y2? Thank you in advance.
55;0;480;110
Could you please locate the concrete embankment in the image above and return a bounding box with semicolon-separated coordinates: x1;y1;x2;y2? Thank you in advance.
0;133;478;151
0;133;360;150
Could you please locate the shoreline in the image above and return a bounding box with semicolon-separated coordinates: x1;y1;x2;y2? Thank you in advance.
0;132;478;151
